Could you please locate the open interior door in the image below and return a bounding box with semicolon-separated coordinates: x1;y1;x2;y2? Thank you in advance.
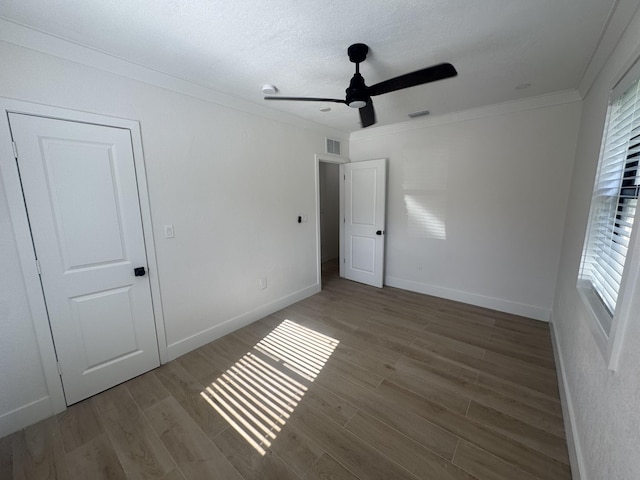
343;158;386;288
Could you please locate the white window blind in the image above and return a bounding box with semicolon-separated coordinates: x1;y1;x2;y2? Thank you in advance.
579;76;640;334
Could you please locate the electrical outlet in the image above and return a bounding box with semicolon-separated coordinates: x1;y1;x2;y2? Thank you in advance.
417;263;423;271
259;277;268;290
164;224;175;238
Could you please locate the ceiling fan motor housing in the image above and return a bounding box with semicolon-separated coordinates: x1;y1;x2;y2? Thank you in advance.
346;73;369;108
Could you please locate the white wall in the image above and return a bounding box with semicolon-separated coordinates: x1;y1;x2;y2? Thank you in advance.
0;189;50;423
350;97;581;320
552;6;640;479
0;40;346;436
319;162;340;262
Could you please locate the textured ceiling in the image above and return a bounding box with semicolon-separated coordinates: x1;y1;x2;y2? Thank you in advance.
0;0;617;132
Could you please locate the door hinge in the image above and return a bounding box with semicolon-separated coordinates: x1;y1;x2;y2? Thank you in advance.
35;259;42;274
11;141;18;159
57;362;63;376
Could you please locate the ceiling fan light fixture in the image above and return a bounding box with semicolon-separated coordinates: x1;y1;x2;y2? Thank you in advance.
261;84;278;95
347;99;367;109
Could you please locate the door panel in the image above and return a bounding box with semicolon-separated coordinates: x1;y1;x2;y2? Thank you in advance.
9;113;160;405
344;159;386;287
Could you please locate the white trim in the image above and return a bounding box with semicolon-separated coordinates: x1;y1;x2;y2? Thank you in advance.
314;154;349;287
129;121;169;364
339;163;345;278
166;283;320;360
349;90;581;141
0;98;167;418
550;322;587;480
385;276;551;322
0;18;348;138
578;0;640;98
0;396;53;438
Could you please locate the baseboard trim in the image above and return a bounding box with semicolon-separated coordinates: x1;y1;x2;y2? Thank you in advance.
550;321;586;480
166;283;321;361
0;396;53;438
385;276;551;321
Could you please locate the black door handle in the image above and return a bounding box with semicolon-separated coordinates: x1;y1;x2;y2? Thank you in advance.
134;267;146;277
376;230;384;235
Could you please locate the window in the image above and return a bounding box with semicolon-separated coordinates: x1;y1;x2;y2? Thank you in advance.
578;70;640;365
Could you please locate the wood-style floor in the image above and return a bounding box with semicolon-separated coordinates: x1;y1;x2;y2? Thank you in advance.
1;261;571;480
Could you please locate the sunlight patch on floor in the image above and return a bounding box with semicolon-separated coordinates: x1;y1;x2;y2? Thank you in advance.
201;319;339;455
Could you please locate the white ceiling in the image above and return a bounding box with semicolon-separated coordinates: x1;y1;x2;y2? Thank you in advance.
0;0;619;132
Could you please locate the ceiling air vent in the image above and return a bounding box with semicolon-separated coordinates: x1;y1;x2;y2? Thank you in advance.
326;138;341;155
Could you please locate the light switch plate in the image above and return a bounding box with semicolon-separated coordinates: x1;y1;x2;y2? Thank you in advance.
164;224;175;238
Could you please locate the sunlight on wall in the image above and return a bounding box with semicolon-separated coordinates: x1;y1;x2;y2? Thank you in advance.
404;194;447;240
200;319;339;455
401;150;448;240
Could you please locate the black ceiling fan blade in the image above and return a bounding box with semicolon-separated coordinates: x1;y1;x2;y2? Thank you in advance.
367;63;457;97
359;101;376;128
264;96;346;103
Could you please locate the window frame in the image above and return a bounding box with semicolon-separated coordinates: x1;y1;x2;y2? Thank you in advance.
577;60;640;371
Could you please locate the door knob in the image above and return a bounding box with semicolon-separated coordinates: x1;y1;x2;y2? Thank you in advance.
134;267;146;277
376;230;384;235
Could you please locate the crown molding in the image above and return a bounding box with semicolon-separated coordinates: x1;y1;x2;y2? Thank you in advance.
578;0;640;98
349;90;581;141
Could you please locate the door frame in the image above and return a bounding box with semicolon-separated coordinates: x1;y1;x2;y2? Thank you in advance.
314;154;349;287
0;98;167;415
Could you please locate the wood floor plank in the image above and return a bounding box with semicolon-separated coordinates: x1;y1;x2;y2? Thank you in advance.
126;371;171;411
315;367;459;460
296;382;358;427
350;321;415;353
65;433;127;480
345;410;477;480
402;340;480;383
0;431;15;480
321;359;384;389
212;425;302;480
453;440;540;480
289;403;419;480
304;453;360;480
160;470;186;480
266;423;325;478
465;402;569;464
153;362;229;440
57;400;104;454
375;381;571;479
176;349;222;382
13;417;70;480
475;373;562;417
393;356;565;437
386;365;471;415
92;385;175;479
480;351;559;396
330;341;398;379
144;397;243;480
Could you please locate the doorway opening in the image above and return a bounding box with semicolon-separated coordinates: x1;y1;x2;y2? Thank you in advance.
319;161;341;286
315;154;347;289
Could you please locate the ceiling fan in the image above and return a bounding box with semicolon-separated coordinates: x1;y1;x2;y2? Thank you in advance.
264;43;457;128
